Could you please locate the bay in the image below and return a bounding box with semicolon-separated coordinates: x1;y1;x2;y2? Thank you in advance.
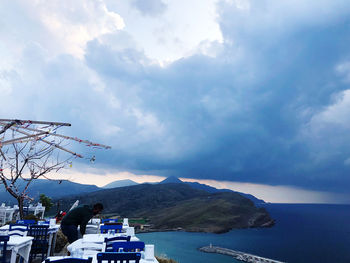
138;204;350;263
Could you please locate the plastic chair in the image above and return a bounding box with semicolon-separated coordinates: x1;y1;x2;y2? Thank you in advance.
45;258;93;263
100;224;122;234
9;224;28;236
104;236;131;252
0;236;9;263
97;252;141;263
111;241;145;252
101;219;118;224
28;225;49;263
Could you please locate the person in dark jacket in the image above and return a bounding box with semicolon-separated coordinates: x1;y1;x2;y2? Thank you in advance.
61;203;103;243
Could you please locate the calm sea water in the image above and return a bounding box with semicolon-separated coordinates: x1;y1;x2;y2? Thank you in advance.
138;204;350;263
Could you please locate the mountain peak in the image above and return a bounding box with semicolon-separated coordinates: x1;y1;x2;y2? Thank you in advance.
159;176;183;184
103;179;138;189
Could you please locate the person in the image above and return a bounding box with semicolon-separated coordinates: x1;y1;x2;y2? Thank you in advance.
60;203;103;243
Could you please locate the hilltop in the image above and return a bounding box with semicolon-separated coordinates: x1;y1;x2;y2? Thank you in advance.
0;179;100;204
103;179;138;189
53;183;274;233
160;176;265;204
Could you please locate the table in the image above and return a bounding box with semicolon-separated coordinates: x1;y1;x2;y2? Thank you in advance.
59;232;158;263
43;255;158;263
68;233;140;253
0;224;60;256
7;236;33;263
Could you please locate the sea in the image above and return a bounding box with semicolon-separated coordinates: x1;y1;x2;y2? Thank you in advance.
138;204;350;263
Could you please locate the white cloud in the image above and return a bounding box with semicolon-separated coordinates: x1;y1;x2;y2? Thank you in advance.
106;0;223;63
34;0;124;58
0;0;124;61
131;0;167;16
0;70;15;95
306;90;350;134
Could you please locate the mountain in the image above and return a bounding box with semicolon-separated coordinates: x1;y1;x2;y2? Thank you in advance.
159;177;265;204
0;179;101;204
185;181;265;204
103;179;138;189
53;183;274;233
159;176;183;184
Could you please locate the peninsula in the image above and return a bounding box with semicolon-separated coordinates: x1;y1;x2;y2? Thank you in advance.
54;182;274;233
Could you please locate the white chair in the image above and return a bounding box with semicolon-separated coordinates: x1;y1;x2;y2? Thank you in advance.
5;208;15;223
0;209;6;226
34;204;46;219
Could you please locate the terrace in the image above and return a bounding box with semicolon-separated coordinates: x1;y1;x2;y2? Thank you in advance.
0;205;159;263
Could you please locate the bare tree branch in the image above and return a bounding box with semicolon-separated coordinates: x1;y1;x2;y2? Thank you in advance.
0;119;111;219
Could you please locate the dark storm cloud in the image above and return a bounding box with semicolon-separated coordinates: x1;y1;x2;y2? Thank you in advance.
81;1;350;193
2;0;350;194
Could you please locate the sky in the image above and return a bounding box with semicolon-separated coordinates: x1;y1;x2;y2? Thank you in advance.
1;0;350;203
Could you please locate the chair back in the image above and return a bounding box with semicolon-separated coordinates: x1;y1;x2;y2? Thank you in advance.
111;241;145;252
104;236;131;252
0;236;9;263
101;219;118;224
37;220;50;225
97;252;141;263
9;223;28;236
0;209;6;226
16;219;36;225
100;224;123;234
28;225;49;262
45;257;93;263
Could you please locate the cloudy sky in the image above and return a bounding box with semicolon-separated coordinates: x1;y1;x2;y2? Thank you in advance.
1;0;350;203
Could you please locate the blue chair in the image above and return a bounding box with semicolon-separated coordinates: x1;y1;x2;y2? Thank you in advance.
104;236;131;252
37;220;50;225
100;224;122;234
101;219;118;223
0;236;9;263
16;220;36;225
111;241;145;252
45;258;93;263
28;225;49;263
97;252;141;263
9;224;28;236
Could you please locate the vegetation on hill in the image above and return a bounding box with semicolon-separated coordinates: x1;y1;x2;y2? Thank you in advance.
54;183;274;233
148;192;272;233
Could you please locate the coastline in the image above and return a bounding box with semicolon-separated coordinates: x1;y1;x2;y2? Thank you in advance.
134;219;275;235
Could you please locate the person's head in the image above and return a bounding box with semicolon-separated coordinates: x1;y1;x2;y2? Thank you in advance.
92;203;104;215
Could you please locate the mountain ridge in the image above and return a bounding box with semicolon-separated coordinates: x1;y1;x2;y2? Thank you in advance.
160;176;265;204
52;183;274;233
0;179;100;204
0;177;264;206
